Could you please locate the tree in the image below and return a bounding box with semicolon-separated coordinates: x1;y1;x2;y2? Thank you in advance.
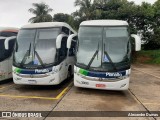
53;13;76;29
94;0;159;49
74;0;95;20
28;2;53;23
53;13;72;23
144;0;160;49
72;0;102;29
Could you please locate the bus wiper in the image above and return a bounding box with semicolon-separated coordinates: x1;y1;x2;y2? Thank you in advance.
103;43;117;72
34;50;45;68
86;43;99;69
20;43;31;66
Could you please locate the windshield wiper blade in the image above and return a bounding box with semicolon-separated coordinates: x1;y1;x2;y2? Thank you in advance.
33;39;45;68
103;43;117;72
86;50;99;69
86;43;99;69
104;51;117;72
20;43;31;66
34;50;45;68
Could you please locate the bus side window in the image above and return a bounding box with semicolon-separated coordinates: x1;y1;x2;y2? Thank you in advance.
59;37;68;61
62;27;69;35
69;36;77;56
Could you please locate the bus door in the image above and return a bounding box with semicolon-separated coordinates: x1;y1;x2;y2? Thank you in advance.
7;38;16;78
59;37;68;81
68;36;77;64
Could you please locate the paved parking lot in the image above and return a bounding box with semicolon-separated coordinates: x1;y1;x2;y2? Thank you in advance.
0;64;160;120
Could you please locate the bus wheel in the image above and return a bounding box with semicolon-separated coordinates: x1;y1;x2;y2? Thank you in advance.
67;67;72;79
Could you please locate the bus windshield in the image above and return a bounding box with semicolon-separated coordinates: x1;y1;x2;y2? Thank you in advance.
14;28;60;68
76;26;130;72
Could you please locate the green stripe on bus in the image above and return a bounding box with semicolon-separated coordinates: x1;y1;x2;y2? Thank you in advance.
15;68;22;73
79;69;88;76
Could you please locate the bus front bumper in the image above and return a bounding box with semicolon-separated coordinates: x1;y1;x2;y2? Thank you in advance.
74;74;129;90
13;73;60;85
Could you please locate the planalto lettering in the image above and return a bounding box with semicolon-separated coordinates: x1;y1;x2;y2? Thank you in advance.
106;72;122;77
35;69;49;73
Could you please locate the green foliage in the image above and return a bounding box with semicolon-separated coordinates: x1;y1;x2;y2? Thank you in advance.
71;0;160;50
137;50;160;64
53;13;77;30
74;0;95;20
28;2;53;23
28;1;160;50
53;13;70;22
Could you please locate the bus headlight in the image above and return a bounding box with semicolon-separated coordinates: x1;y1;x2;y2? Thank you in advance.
52;66;59;74
118;75;129;80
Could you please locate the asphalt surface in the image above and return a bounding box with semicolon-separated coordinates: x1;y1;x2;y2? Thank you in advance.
0;64;160;120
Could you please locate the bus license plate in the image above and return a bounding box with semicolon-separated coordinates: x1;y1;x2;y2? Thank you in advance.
28;80;37;84
96;84;106;88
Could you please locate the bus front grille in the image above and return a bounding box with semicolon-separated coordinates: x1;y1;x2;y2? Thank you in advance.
16;74;49;78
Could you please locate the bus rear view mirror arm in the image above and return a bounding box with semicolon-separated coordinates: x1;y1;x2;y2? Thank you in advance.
4;36;17;50
131;34;141;51
67;34;77;48
56;34;67;49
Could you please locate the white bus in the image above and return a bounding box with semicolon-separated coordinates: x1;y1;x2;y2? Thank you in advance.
74;20;141;90
8;22;77;85
0;27;18;81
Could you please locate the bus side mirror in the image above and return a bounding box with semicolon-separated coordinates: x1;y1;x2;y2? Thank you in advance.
56;34;67;49
67;34;77;48
131;34;141;51
4;36;16;50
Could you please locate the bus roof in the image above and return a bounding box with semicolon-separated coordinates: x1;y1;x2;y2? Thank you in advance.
21;22;76;34
80;20;128;26
0;27;19;32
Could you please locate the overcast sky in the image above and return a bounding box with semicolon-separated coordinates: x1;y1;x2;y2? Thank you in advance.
0;0;157;28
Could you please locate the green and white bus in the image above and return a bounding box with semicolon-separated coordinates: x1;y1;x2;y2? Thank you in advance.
9;22;77;85
74;20;141;90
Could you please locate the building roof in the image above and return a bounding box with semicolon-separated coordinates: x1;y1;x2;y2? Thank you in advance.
21;22;76;34
80;20;128;26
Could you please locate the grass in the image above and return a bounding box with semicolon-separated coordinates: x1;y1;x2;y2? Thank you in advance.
135;50;160;64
